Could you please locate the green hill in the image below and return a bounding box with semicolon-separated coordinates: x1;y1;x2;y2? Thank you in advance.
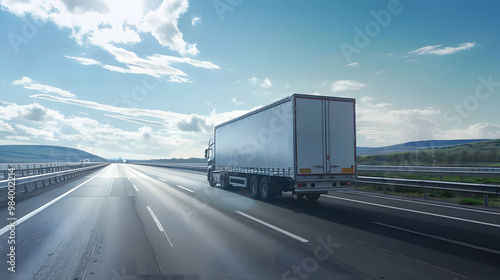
358;139;500;166
0;145;107;163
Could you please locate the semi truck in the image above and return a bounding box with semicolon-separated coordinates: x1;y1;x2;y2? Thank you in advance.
204;94;356;201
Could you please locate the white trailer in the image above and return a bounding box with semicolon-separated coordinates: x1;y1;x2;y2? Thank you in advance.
204;94;356;201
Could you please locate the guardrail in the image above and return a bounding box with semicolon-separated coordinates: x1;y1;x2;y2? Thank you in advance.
0;162;102;180
0;163;109;205
358;165;500;182
133;162;207;173
356;176;500;206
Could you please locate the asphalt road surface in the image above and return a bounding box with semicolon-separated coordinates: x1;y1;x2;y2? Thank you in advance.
1;163;499;279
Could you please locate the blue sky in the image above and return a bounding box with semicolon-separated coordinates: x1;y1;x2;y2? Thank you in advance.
1;0;499;159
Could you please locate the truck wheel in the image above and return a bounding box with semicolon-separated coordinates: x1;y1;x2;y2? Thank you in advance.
220;173;230;189
250;176;261;199
260;177;273;201
305;193;321;201
208;169;216;187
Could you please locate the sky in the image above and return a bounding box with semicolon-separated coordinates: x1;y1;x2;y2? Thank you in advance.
0;0;499;160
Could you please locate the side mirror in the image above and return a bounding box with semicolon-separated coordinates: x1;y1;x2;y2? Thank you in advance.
204;149;209;159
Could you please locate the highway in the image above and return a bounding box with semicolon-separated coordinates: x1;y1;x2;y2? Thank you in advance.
1;163;499;279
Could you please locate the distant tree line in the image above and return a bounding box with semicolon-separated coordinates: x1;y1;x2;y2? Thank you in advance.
358;149;500;165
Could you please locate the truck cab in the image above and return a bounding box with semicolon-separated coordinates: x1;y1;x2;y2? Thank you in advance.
204;136;216;186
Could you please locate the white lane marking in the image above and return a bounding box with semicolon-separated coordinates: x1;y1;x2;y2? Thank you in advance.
323;194;500;228
349;237;471;280
157;178;194;194
147;206;173;247
133;184;139;192
235;210;308;243
0;165;110;236
107;179;114;197
349;191;500;216
176;184;194;194
374;222;500;256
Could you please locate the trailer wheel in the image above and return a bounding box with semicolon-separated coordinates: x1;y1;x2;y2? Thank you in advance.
249;176;261;199
305;193;321;201
260;177;273;201
208;169;216;187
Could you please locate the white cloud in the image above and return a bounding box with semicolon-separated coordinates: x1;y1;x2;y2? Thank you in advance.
372;70;384;75
0;101;219;158
248;77;272;88
356;97;500;147
27;93;254;136
104;114;167;127
5;135;30;141
359;96;391;108
437;123;500;140
231;97;244;105
15;124;59;141
357;100;441;146
331;80;366;92
0;0;201;57
261;77;272;88
12;76;76;98
409;43;476;56
1;1;220;84
176;115;210;132
248;77;260;84
346;62;359;67
360;96;373;103
0;120;15;133
0;101;64;122
65;44;219;81
191;16;201;26
406;59;418;63
63;56;102;66
140;0;198;55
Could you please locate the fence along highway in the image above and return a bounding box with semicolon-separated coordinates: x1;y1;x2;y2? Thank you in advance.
1;163;499;279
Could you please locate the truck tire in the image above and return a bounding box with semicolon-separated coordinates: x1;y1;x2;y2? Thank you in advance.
208;169;216;187
260;177;273;201
305;193;321;201
220;173;230;189
249;176;261;199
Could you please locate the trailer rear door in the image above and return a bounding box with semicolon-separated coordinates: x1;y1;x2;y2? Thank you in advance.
295;97;325;175
327;100;356;175
295;97;356;176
